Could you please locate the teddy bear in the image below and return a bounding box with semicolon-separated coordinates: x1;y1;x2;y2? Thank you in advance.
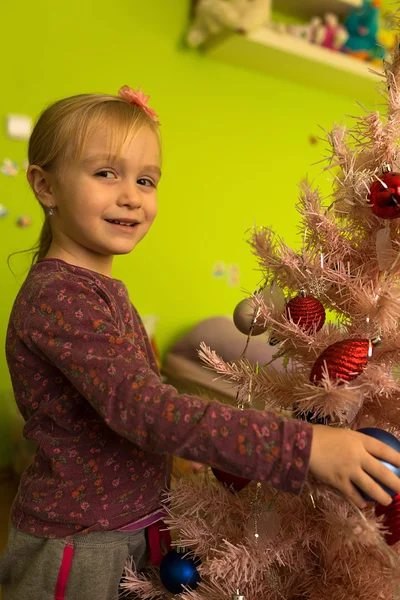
187;0;272;48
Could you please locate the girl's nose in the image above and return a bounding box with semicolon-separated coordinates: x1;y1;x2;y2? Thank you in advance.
117;183;141;208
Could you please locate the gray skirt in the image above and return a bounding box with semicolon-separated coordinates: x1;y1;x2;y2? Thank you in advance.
0;524;147;600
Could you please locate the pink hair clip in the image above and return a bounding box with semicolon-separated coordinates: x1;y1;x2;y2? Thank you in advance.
118;85;160;125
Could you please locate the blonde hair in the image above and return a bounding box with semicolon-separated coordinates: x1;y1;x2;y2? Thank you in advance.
24;93;161;265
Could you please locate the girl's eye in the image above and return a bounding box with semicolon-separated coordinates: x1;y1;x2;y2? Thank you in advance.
138;178;155;188
96;170;116;179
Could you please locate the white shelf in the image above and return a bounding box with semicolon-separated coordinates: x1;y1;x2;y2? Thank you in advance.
204;27;382;103
274;0;362;20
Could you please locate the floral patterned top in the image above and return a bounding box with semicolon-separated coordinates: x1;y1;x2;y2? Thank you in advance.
6;259;313;538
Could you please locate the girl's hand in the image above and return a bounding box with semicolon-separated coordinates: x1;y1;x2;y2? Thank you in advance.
309;425;400;508
173;457;206;476
189;461;207;473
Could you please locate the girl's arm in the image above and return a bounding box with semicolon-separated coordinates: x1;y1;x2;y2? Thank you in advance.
19;276;312;494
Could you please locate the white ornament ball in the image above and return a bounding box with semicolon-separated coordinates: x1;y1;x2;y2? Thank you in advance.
233;298;267;336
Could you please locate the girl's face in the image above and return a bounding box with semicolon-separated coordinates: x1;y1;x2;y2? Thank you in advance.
46;126;161;276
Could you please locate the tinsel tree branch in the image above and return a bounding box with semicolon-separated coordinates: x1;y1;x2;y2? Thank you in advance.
159;475;400;600
120;565;167;600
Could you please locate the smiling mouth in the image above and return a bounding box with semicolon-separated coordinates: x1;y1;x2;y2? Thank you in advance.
105;219;138;227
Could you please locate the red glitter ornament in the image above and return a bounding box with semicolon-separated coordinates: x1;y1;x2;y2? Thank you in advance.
286;295;325;334
368;169;400;219
310;338;371;384
375;493;400;546
212;468;250;492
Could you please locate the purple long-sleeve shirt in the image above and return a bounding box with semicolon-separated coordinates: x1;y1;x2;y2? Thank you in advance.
6;258;313;538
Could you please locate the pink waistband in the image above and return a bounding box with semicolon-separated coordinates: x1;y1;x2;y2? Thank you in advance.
118;509;166;532
118;510;171;563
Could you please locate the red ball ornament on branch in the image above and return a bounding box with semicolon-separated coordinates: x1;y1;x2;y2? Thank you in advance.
375;493;400;546
310;338;372;384
212;467;250;492
368;165;400;220
286;295;325;334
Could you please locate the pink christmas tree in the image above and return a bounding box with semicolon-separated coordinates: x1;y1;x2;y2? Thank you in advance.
122;18;400;600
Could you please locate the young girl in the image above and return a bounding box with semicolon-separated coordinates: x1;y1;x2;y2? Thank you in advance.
1;85;400;600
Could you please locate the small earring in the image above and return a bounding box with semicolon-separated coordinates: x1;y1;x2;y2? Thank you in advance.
48;204;54;217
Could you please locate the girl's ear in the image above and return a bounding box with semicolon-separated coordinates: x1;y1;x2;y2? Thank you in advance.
27;165;56;209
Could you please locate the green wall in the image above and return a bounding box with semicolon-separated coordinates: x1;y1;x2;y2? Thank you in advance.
0;0;386;466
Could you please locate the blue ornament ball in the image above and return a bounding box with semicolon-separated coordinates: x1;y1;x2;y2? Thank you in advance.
357;427;400;501
159;549;201;595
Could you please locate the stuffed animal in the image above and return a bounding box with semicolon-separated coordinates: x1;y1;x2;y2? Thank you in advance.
187;0;272;48
284;17;324;44
308;17;323;44
314;13;349;50
342;0;385;61
285;14;348;50
285;22;313;41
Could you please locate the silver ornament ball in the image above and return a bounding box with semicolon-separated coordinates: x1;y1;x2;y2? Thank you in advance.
233;298;267;336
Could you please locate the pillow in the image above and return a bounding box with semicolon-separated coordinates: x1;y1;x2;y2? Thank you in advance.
170;316;284;368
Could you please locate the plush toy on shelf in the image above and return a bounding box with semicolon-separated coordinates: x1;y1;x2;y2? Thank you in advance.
342;0;385;62
284;13;348;50
308;16;323;43
285;21;315;41
187;0;271;48
314;12;349;50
